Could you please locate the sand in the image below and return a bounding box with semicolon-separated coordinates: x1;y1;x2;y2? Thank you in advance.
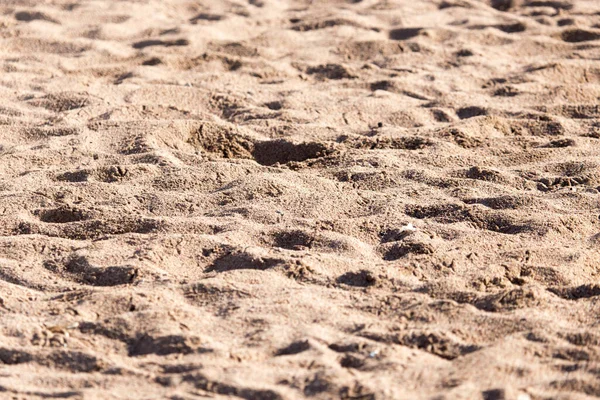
0;0;599;398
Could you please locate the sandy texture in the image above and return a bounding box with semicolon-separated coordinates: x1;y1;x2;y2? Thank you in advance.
0;0;600;398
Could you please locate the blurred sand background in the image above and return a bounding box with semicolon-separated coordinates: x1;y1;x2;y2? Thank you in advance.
0;0;600;398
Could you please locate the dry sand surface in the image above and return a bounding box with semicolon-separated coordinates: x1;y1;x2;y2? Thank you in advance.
1;0;600;398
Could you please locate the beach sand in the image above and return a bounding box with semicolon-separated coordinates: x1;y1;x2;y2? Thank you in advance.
0;0;600;398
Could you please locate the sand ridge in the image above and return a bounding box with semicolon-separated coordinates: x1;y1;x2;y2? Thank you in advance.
0;0;600;398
